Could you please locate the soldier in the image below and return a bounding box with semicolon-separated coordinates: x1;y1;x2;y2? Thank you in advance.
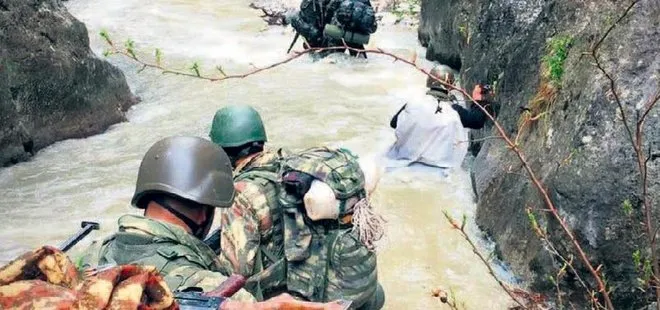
79;136;346;310
209;105;385;309
390;64;494;131
289;0;377;58
386;65;468;169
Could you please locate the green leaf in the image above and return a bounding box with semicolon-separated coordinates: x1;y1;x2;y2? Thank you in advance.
125;39;136;59
622;199;633;216
642;258;652;282
632;249;641;267
190;62;201;77
154;48;162;66
542;35;573;86
99;29;112;45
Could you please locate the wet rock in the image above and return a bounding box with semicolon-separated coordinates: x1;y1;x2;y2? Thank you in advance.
0;0;138;167
420;0;660;307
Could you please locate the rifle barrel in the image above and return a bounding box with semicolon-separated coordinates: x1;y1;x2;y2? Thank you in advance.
59;221;100;252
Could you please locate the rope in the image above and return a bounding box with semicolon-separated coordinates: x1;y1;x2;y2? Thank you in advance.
351;197;386;252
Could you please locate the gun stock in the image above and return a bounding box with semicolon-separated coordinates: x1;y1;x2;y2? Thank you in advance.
174;274;246;310
204;274;247;298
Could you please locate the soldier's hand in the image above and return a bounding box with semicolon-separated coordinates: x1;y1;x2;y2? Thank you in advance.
221;293;350;310
472;84;493;102
471;84;484;101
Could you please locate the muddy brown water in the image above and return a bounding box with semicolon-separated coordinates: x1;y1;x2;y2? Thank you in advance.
0;0;516;308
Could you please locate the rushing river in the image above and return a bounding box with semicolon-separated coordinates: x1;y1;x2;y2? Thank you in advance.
0;0;516;308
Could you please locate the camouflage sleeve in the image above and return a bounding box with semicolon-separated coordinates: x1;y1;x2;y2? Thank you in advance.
168;266;256;302
75;236;114;271
75;241;101;271
218;184;265;277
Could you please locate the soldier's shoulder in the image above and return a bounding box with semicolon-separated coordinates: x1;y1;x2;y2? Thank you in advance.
231;183;275;220
235;179;274;201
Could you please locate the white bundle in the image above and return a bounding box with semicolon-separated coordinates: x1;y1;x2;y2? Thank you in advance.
303;180;339;221
358;155;384;196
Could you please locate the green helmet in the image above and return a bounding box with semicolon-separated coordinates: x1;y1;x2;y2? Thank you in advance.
131;136;235;209
426;64;457;91
209;105;267;148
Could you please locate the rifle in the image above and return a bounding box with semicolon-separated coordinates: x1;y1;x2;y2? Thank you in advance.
287;32;300;54
175;274;246;310
59;221;100;252
203;228;222;254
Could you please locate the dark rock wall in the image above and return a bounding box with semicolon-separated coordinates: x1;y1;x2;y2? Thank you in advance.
0;0;138;166
419;0;660;307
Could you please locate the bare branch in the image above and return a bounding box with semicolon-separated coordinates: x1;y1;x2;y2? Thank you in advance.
588;0;659;306
442;211;528;309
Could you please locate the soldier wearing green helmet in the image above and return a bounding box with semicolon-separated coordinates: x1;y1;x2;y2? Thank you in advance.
209;105;385;309
209;104;270;166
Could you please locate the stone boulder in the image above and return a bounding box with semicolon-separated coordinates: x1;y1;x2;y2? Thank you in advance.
0;0;138;166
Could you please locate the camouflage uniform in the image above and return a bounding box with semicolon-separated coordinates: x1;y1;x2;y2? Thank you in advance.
0;246;178;309
79;214;255;302
218;147;384;309
218;149;288;297
290;0;376;52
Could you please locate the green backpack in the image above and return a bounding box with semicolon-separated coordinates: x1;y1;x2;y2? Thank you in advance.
244;147;381;308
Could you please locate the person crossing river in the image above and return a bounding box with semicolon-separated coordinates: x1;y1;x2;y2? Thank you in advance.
288;0;377;58
209;104;386;309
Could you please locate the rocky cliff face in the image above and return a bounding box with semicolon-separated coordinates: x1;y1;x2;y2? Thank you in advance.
0;0;138;166
419;0;660;307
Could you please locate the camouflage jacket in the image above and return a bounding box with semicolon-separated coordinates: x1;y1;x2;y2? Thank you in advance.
218;150;287;297
79;215;255;302
218;148;383;309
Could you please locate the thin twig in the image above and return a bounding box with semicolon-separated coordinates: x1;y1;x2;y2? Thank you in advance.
590;0;640;154
442;211;527;309
635;87;660;306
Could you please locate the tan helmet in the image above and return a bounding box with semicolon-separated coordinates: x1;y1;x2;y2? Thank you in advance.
426;64;457;91
131;136;235;209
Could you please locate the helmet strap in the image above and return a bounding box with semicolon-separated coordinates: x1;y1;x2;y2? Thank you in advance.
151;196;212;239
226;142;264;168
